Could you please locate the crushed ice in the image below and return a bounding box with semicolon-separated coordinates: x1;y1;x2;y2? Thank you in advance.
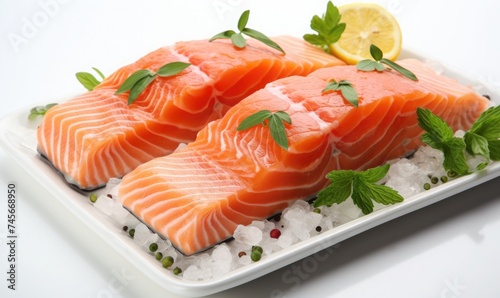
91;145;493;282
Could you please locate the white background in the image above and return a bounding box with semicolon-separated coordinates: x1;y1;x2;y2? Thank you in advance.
1;0;500;297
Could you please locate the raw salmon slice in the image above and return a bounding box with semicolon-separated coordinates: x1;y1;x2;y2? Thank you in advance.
118;59;490;255
37;36;345;190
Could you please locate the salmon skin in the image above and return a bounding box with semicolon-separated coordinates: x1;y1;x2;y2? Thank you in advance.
118;59;490;255
36;36;345;190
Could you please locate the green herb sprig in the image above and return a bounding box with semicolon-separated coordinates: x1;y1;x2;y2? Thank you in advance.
28;103;58;121
464;105;500;163
76;67;105;91
237;110;292;150
115;62;191;105
417;108;469;175
357;44;418;81
210;10;285;54
303;1;346;53
313;164;404;214
417;105;500;176
322;79;359;107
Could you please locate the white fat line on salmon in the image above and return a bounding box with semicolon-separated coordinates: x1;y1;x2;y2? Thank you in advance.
265;84;330;131
170;48;212;84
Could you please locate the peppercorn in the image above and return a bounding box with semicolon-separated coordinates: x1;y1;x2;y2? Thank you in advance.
149;243;158;252
270;229;281;239
89;193;98;203
162;256;174;268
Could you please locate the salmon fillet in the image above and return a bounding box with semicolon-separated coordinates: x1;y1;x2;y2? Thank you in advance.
118;59;490;255
37;36;345;190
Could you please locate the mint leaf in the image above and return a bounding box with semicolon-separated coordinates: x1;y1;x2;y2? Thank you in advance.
489;139;500;160
236;110;273;131
28;103;58;120
351;176;375;214
417;108;454;150
237;110;291;150
356;44;418;81
417;107;469;175
303;1;345;53
237;10;250;31
274;110;292;124
210;10;285;54
314;164;404;214
116;62;191;105
370;44;383;61
469;106;500;141
209;30;236;41
323;79;359;107
269;113;289;150
76;67;105;91
381;58;418;81
92;67;105;80
356;60;385;72
365;182;404;205
115;69;154;95
242;28;285;54
464;132;490;160
359;164;390;182
464;105;500;162
314;171;354;207
442;137;469;175
231;32;246;48
303;34;327;47
128;74;156;105
156;62;191;77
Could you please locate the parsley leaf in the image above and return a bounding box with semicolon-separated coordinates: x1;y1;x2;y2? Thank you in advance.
115;62;190;105
314;164;404;215
237;110;292;150
76;67;105;91
322;79;359;107
357;44;418;81
210;10;285;54
303;1;346;53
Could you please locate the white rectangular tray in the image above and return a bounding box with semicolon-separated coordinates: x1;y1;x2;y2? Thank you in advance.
0;49;499;297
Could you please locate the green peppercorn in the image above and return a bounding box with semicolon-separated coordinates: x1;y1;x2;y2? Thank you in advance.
129;228;135;237
313;208;321;214
149;243;158;252
89;193;98;203
423;183;431;190
440;176;448;183
162;256;174;268
447;170;457;178
155;252;163;261
173;267;182;275
251;250;262;262
252;245;263;254
431;176;439;184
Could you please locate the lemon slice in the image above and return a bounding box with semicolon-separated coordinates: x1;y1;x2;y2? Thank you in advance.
330;3;402;65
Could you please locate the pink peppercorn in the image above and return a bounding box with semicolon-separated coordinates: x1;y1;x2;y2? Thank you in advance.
270;228;281;239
